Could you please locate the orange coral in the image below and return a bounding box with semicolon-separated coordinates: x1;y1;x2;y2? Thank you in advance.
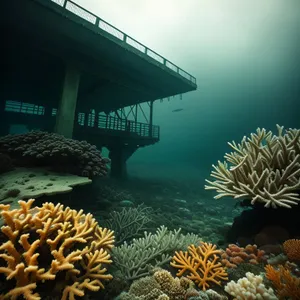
0;199;114;299
265;264;300;299
170;242;228;291
221;244;266;268
283;239;300;261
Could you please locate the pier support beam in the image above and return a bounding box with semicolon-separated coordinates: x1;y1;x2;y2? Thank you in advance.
109;144;138;179
149;100;154;137
55;64;80;138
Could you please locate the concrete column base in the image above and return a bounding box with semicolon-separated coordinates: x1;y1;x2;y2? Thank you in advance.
109;145;138;179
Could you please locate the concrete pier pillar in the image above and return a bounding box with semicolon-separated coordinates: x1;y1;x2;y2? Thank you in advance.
55;64;80;138
109;144;138;179
109;148;128;179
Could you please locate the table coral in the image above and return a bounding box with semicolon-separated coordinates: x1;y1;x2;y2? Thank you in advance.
0;168;92;210
0;199;114;299
170;242;228;291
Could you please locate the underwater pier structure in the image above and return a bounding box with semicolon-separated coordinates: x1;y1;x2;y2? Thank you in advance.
0;0;197;178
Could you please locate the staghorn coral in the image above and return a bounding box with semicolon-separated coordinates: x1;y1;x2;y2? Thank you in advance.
221;244;266;268
0;131;108;178
225;272;278;299
0;199;114;299
170;242;228;291
112;226;201;281
205;125;300;208
265;264;300;299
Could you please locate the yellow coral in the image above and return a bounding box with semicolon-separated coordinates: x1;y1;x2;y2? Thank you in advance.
170;242;228;291
0;199;114;299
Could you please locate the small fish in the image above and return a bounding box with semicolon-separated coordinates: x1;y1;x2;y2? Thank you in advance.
172;108;183;112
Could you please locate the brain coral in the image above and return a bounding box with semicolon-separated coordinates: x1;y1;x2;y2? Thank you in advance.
0;199;115;300
0;131;108;178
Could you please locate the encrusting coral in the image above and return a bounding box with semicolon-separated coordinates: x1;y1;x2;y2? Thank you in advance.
0;199;114;299
221;244;266;268
205;125;300;208
0;131;108;178
170;242;228;291
118;269;195;300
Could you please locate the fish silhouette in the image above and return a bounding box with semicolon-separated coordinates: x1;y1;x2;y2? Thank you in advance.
172;108;183;112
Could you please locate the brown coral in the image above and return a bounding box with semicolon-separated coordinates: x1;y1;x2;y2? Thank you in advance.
0;199;114;299
119;269;195;300
170;242;228;291
283;239;300;261
265;264;300;299
221;243;266;268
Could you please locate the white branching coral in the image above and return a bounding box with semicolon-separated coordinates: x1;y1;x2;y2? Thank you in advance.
225;272;278;300
205;125;300;208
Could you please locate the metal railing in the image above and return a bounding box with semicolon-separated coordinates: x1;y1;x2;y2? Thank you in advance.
81;114;160;139
5;100;45;115
49;0;196;85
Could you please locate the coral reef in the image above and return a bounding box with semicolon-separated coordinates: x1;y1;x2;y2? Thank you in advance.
112;226;201;281
0;199;114;299
225;272;277;299
0;131;108;178
170;242;228;291
205;125;300;208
